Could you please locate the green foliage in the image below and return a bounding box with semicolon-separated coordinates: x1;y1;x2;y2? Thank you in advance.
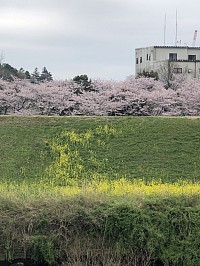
31;67;40;82
0;63;19;81
39;67;53;81
99;201;200;265
0;64;32;81
17;68;26;79
0;63;53;83
0;189;200;265
137;70;159;80
25;70;31;79
0;63;53;82
30;235;55;264
31;67;53;83
73;74;93;93
102;204;163;255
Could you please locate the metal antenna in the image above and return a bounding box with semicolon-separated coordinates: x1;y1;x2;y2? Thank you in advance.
175;10;178;46
164;13;166;46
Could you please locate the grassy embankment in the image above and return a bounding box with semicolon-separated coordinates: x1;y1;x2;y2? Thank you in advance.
0;116;200;265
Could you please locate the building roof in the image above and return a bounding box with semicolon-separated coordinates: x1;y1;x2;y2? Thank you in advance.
154;45;200;49
135;46;200;50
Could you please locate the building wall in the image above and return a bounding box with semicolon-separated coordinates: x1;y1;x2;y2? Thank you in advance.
135;46;200;79
153;60;200;79
154;46;200;61
135;46;154;74
154;47;187;61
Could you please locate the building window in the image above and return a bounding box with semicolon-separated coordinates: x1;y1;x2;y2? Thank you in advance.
136;58;138;64
188;55;196;61
173;68;182;74
140;57;142;63
146;54;151;61
169;53;177;61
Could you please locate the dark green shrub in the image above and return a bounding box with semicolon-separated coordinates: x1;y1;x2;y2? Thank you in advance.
30;235;55;265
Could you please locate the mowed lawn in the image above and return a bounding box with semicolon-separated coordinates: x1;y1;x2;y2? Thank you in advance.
0;115;200;183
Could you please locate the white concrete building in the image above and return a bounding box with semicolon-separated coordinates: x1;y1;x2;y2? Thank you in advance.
135;46;200;79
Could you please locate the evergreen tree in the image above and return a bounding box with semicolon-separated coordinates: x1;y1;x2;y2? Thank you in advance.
17;68;26;79
0;63;18;81
25;71;31;79
73;74;93;92
40;67;53;81
31;67;40;82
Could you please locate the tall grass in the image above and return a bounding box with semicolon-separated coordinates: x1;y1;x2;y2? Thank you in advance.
0;179;200;265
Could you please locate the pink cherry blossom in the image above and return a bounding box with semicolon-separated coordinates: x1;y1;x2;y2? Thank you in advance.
0;76;200;116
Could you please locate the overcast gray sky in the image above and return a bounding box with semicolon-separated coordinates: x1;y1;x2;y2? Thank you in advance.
0;0;199;80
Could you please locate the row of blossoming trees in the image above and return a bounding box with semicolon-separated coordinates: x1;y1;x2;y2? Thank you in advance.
0;75;200;116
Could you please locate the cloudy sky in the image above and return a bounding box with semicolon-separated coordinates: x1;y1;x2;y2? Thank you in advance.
0;0;200;80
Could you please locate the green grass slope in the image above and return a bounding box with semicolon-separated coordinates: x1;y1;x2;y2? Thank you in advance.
0;116;200;182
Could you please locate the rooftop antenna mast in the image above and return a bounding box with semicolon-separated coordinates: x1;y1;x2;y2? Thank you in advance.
175;9;178;46
192;30;198;46
164;13;166;45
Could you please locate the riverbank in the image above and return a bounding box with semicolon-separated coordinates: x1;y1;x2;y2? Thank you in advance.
0;181;199;265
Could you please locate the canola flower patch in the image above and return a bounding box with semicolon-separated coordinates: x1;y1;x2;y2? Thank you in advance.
0;179;200;202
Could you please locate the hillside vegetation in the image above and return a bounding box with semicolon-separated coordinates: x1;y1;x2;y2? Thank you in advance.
0;116;200;265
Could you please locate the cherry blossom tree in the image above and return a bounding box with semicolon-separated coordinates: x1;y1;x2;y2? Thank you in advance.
0;76;200;116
